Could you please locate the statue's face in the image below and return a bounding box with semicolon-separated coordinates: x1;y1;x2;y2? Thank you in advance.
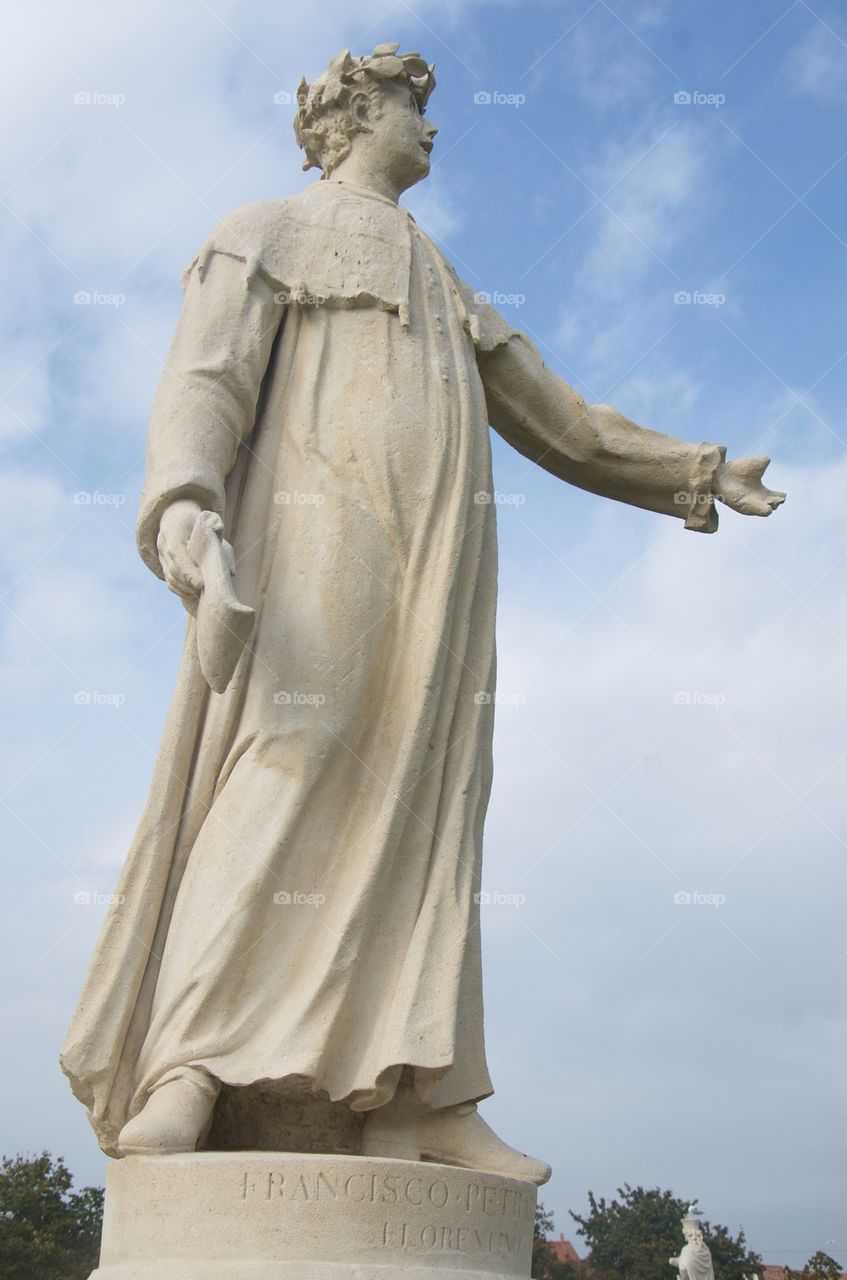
355;78;438;193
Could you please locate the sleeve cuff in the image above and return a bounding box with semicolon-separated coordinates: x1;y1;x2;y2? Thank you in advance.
136;478;225;579
681;442;727;533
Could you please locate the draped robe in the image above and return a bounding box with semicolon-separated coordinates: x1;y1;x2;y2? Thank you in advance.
677;1235;716;1280
61;179;726;1156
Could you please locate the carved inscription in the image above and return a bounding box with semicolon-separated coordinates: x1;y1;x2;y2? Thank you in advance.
239;1165;533;1260
381;1219;525;1258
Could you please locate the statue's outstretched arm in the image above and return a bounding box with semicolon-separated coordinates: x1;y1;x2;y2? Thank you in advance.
475;330;785;531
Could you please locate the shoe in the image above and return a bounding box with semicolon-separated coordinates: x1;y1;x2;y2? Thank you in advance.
118;1070;220;1156
362;1100;552;1185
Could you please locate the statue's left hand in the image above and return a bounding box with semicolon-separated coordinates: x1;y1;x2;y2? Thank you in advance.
714;456;786;517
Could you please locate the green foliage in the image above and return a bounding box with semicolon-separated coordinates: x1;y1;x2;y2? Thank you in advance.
534;1201;582;1280
568;1185;762;1280
0;1152;103;1280
534;1202;559;1277
792;1252;844;1280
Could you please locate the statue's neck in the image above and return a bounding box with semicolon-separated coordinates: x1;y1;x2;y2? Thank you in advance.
327;159;403;205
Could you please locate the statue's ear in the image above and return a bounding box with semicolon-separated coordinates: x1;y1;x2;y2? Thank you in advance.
348;89;375;134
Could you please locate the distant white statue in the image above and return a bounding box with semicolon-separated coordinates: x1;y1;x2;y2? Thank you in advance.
670;1207;716;1280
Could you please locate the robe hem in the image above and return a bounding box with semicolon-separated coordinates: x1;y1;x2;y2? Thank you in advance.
133;1058;494;1120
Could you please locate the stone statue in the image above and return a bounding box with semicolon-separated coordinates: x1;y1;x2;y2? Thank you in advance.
670;1208;717;1280
61;44;784;1194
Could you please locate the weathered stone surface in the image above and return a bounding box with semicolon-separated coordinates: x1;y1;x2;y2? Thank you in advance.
91;1152;537;1279
206;1081;365;1156
61;37;784;1171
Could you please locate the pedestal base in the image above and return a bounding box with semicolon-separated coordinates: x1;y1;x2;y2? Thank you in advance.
91;1152;537;1279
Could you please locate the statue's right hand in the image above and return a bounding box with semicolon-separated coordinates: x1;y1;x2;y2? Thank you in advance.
157;498;204;600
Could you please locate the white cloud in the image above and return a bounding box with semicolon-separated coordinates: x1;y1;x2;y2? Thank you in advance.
482;451;846;1226
543;120;717;395
0;2;844;1255
555;11;669;113
578;123;710;296
404;170;467;243
784;18;847;105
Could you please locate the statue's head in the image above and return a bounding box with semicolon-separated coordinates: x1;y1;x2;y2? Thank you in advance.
682;1208;704;1244
294;44;437;194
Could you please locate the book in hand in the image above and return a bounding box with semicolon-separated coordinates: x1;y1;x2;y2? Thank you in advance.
187;510;255;693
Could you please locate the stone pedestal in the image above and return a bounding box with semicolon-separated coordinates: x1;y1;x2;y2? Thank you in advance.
91;1152;537;1279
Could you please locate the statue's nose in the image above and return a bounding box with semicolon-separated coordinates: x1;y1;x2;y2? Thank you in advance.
425;121;438;141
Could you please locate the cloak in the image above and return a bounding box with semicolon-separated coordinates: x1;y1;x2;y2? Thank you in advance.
61;180;725;1156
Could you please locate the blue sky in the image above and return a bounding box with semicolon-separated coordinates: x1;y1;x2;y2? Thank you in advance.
1;0;845;1266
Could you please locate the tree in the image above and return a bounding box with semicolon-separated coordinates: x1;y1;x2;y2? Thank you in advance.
569;1185;762;1280
0;1152;103;1280
534;1203;559;1278
534;1201;582;1280
791;1252;844;1280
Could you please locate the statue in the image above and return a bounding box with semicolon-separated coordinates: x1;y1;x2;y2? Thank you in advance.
670;1207;717;1280
60;44;784;1191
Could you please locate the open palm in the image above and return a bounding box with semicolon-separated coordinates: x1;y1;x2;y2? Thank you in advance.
714;455;786;516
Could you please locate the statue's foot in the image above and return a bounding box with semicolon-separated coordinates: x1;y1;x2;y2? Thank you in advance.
118;1069;220;1156
362;1100;551;1185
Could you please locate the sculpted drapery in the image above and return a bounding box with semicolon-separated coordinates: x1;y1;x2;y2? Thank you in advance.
61;179;726;1157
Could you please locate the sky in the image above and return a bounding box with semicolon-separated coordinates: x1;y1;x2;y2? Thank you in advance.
1;0;845;1266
